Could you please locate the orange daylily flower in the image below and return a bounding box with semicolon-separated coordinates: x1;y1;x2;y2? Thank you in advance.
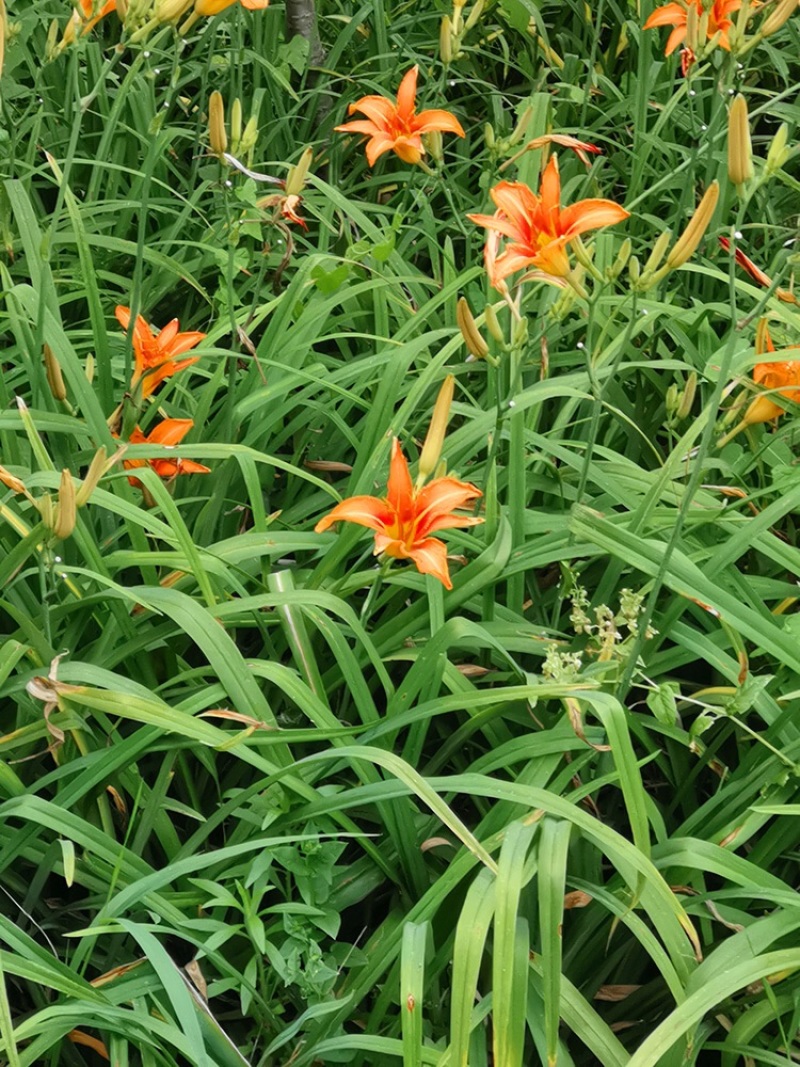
644;0;741;55
315;438;482;589
468;154;630;289
115;306;205;400
193;0;269;14
122;419;211;487
79;0;117;33
752;324;800;411
335;66;465;167
719;237;797;304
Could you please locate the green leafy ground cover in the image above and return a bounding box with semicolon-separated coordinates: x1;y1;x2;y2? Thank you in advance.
1;0;800;1063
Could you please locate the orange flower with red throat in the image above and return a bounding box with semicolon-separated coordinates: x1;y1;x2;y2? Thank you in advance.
468;154;629;290
718;320;800;445
335;66;465;167
644;0;741;55
315;439;482;589
115;306;205;400
123;419;211;488
193;0;269;14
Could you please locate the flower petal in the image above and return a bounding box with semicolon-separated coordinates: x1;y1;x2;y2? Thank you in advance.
347;95;396;126
539;154;562;220
395;66;419;123
407;537;452;589
414;109;465;137
643;3;688;28
414;476;482;533
164;331;207;358
392;136;424;165
314;495;392;534
386;439;414;516
559;198;630;239
489;181;539;232
366;134;400;166
335;119;382;136
146;418;194;446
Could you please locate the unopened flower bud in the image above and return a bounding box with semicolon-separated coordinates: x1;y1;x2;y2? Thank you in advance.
75;447;122;507
208;91;227;159
484;302;504;343
642;229;673;276
85;352;95;384
728;95;753;187
684;0;699;48
628;255;641;285
606;237;632;280
440;15;453;64
664;180;719;270
464;0;485;31
53;469;76;540
229;97;243;154
424;129;443;164
761;0;799;36
43;343;67;402
418;374;455;484
0;465;27;495
238;115;259;158
156;0;192;20
285;146;313;197
766;123;791;175
677;371;697;419
457;296;489;360
116;0;129;22
484;123;496;150
46;18;60;60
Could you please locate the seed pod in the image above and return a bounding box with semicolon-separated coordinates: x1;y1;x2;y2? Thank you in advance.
208;91;227;159
664;181;719;270
727;95;753;187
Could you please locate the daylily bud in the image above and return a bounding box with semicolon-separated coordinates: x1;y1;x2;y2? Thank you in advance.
570;235;596;274
208;91;227;160
440;15;453;63
37;493;54;529
665;383;680;420
677;371;697;419
697;5;710;45
116;0;129;22
53;469;76;540
457;296;489;360
238;115;259;158
685;0;699;50
512;315;528;348
484;123;496;150
85;352;95;384
418;374;455;484
728;95;753;187
285;146;314;196
484;303;505;344
156;0;192;20
43;343;67;401
628;255;641;285
509;105;533;147
766;123;791;175
606;237;632;280
0;465;27;495
424;129;443;164
229;97;243;154
46;18;60;60
75;447;121;507
464;0;485;32
761;0;799;36
663;181;720;271
642;229;673;276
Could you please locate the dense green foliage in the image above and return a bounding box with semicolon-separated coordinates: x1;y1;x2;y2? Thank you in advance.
1;0;800;1063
